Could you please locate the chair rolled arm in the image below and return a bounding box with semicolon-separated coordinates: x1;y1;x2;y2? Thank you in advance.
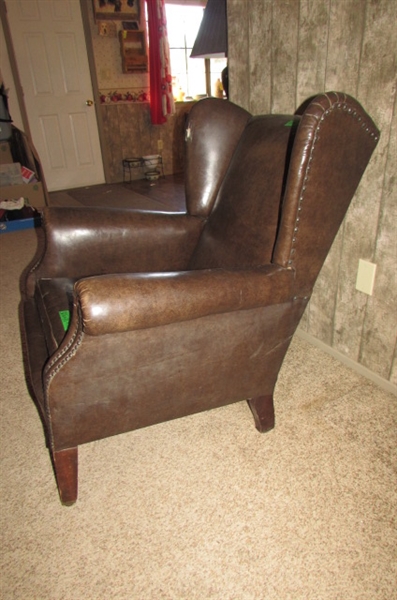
75;265;295;336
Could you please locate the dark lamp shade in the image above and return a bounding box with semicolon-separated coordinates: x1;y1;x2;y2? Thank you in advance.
190;0;227;59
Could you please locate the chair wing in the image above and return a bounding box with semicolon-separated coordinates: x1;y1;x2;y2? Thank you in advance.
273;91;380;296
184;97;251;217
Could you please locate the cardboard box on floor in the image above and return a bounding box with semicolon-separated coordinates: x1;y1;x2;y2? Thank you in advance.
0;142;13;165
0;181;46;208
0;126;48;209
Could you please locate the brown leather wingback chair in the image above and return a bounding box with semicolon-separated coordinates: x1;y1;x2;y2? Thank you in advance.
21;92;379;505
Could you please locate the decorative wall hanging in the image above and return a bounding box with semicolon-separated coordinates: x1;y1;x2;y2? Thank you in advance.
93;0;140;21
119;30;148;73
99;90;148;103
98;21;117;36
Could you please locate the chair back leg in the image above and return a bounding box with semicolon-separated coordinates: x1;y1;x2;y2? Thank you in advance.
248;395;275;433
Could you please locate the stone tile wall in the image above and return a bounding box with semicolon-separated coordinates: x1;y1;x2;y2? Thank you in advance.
100;101;193;182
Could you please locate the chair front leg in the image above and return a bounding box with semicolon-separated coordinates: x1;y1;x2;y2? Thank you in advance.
52;447;78;506
247;395;275;433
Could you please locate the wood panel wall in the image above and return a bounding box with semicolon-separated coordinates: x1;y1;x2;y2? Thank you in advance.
228;0;396;384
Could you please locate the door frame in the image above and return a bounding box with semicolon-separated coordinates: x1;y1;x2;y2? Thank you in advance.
0;0;31;137
0;0;111;185
79;0;110;183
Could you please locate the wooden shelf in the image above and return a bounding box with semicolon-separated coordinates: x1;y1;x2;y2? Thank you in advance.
119;30;148;73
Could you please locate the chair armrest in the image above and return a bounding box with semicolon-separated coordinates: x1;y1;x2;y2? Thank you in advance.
27;207;204;293
75;265;295;335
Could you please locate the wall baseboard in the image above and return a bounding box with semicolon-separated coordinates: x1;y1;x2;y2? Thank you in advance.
296;330;397;397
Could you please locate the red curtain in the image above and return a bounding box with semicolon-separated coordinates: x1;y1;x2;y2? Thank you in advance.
145;0;175;125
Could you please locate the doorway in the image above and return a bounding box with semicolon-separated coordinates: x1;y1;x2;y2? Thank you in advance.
4;0;105;192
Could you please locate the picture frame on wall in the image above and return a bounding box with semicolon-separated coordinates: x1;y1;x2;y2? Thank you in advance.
92;0;140;21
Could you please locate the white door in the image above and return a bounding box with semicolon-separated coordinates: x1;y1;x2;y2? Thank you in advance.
5;0;105;191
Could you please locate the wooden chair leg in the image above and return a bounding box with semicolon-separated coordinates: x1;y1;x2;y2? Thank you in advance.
52;447;78;506
247;395;275;433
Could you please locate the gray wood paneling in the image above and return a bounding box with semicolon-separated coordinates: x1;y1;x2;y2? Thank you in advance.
227;0;250;109
248;0;273;114
271;0;299;113
334;0;396;366
227;0;396;384
296;0;329;106
359;85;397;378
325;0;364;95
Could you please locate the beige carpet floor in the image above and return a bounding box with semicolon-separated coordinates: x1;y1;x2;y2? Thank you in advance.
1;228;396;600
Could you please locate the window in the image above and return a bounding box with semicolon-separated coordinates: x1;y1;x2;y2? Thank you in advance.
165;3;227;101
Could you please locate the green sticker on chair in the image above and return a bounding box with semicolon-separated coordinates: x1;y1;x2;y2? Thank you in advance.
284;120;294;127
59;310;70;331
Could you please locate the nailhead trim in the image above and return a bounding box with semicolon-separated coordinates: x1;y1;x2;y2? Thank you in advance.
287;94;379;266
44;316;84;446
45;311;82;373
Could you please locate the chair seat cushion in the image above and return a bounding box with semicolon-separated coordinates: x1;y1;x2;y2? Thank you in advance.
35;278;76;354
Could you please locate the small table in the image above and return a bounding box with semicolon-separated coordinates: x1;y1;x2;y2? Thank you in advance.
122;156;164;182
122;157;143;183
